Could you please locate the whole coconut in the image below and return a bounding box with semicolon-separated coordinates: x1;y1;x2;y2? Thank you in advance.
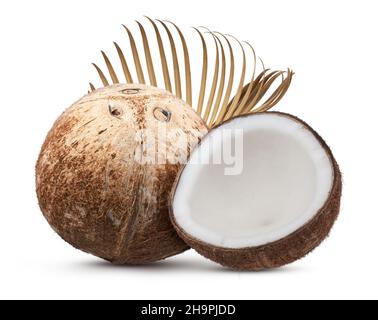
36;84;208;264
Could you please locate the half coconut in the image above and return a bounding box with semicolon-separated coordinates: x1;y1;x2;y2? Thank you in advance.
170;112;341;270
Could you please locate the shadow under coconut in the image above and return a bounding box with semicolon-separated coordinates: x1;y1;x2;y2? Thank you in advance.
73;254;304;274
77;257;216;273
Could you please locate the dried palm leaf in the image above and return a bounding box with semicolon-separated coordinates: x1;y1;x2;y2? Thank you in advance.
90;17;293;128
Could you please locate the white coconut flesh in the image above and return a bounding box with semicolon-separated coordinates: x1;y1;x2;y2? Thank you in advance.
172;113;334;249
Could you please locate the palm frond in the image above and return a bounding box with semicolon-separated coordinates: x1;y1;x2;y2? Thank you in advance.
90;17;293;128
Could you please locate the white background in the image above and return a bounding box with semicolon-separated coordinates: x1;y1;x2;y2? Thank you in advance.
0;0;377;300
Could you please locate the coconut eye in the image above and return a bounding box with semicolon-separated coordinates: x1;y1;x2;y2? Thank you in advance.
153;107;171;122
121;88;141;95
108;105;122;117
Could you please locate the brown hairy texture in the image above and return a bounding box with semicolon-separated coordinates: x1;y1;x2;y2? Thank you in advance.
36;84;208;264
169;112;342;271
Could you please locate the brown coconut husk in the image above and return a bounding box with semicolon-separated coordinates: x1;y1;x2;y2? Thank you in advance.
36;84;208;264
169;112;342;270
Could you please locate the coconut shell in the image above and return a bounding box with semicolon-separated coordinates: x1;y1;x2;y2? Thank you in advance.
169;112;342;271
36;84;208;264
